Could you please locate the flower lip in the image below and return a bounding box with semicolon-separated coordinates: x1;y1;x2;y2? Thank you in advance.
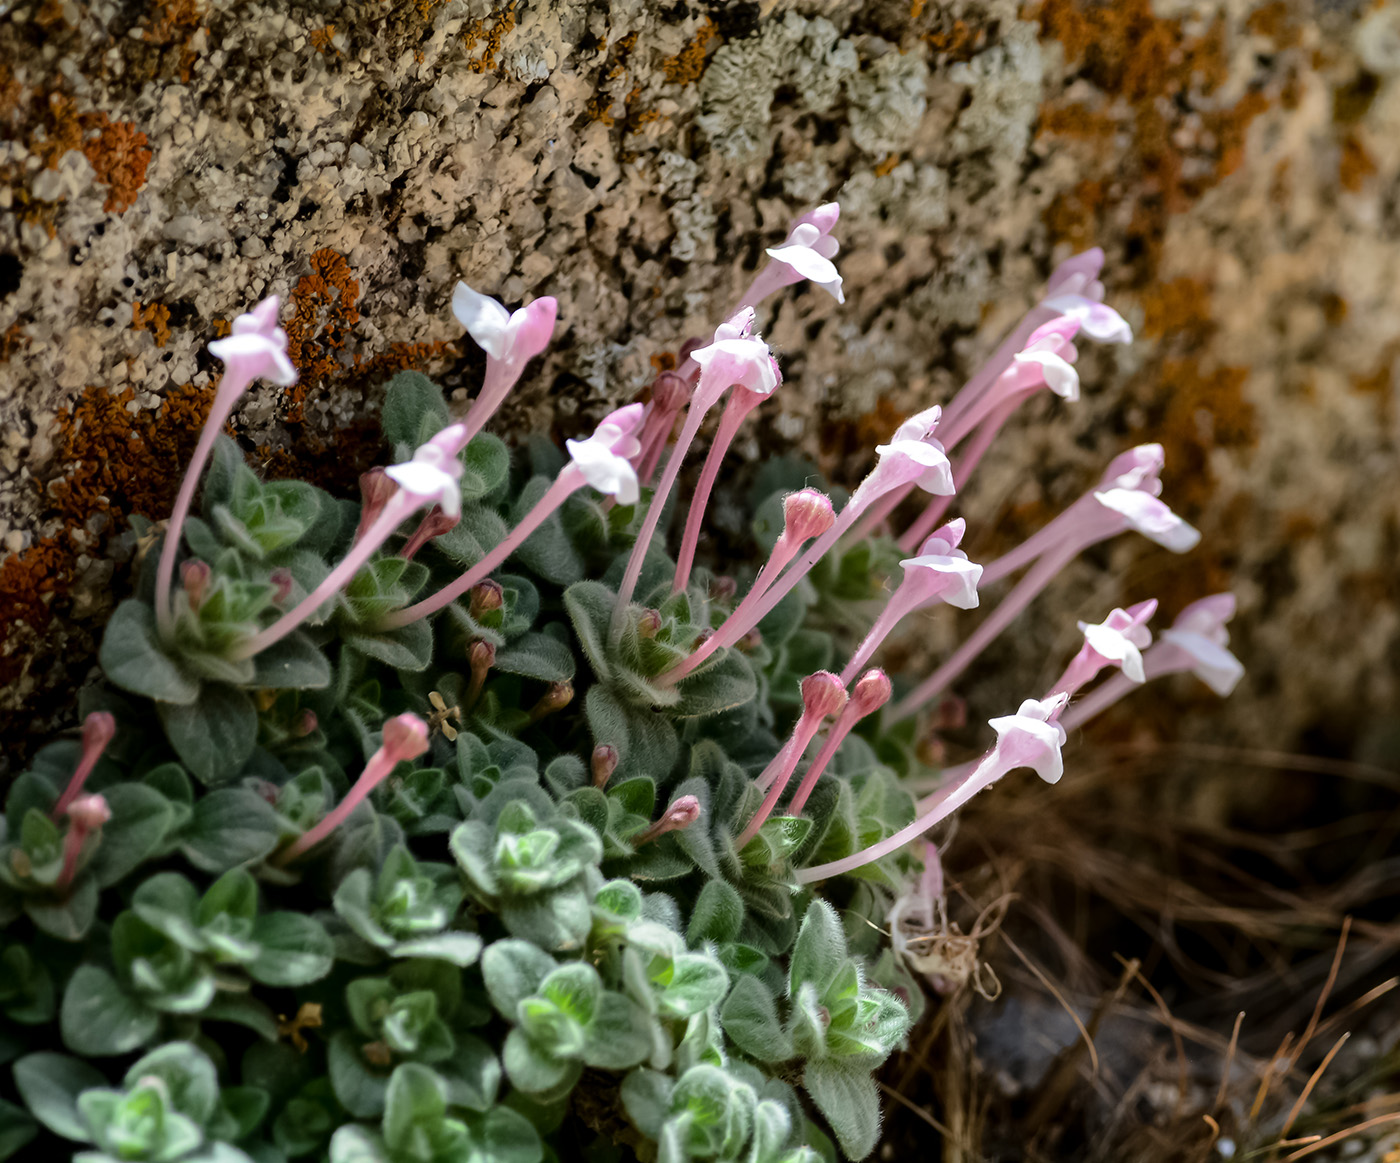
1100;443;1165;493
1077;599;1158;682
1156;628;1245;695
381;713;431;763
208;294;297;386
566;433;641;504
452;282;557;365
1092;488;1201;552
386;431;466;518
692;310;779;399
988;694;1070;785
899;522;982;610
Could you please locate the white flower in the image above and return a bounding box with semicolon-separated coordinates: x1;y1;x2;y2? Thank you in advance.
900;521;982;610
1042;293;1133;344
566;407;645;504
208;295;297;386
1154;593;1244;695
386;426;466;517
874;409;955;496
452;282;557;366
987;694;1069;785
1092;488;1201;553
691;309;779;399
766;220;845;304
1078;601;1156;683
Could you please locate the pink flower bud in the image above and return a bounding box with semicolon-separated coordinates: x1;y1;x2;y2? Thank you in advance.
635;795;703;845
710;575;738;601
469;640;496;672
591;744;619;789
381;713;430;764
269;568;294;606
529;681;574;722
782;488;836;545
850;669;893;718
180;560;211;609
57;793;110;890
53;712;117;820
651;371;690;412
400;505;461;561
800;671;848;721
355;467;398;545
636;609;662;639
736;628;763;652
66;793;111;830
294;709;319;738
469;580;504;618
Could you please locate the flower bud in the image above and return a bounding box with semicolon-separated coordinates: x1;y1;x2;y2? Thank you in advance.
180;560;211;609
354;467;398;545
931;695;966;732
736;628;763;652
709;575;738;601
529;681;574;723
469;579;504;619
651;370;690;412
635;794;703;845
468;639;497;670
66;793;112;830
591;744;619;789
293;709;319;738
270;568;294;606
850;669;893;718
636;609;662;638
782;489;836;545
57;793;111;890
800;671;848;721
381;713;430;764
53;711;117;820
400;505;461;561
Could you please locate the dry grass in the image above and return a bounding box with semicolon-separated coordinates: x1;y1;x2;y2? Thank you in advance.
881;739;1400;1162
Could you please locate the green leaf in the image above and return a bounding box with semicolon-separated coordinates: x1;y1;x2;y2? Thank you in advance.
459;433;511;502
329;1124;389;1163
89;783;175;888
581;993;651;1071
790;900;847;995
501;1029;580;1099
494;632;575;683
672;650;758;719
99;601;200;705
247;913;334;986
438;1034;500;1113
383;1062;446;1151
658;955;729;1019
564;582;615;682
803;1060;881;1161
343;620;433;672
466;1106;542;1163
182;788;285;874
59;965;159;1057
25;875;98;940
481;940;555;1017
123;1042;219;1125
393;932;483;967
13;1052;106;1141
620;1068;674;1139
513;476;583;585
250;632;332;689
381;371;450;449
720;976;793;1064
687;879;744;946
157;684;258;786
0;1098;37;1161
327;1033;388;1119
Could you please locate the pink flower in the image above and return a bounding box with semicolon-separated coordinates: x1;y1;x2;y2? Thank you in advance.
566;405;645;504
1078;600;1157;683
452;283;557;367
691;309;779;406
898;519;983;611
871;406;956;496
987;694;1070;786
1041;249;1132;344
1151;593;1245;695
208;295;298;386
764;202;844;304
1091;488;1201;553
1008;318;1082;401
385;424;468;518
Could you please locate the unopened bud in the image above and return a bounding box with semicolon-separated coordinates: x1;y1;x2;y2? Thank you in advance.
529;681;574;723
246;778;280;805
354;467;398;545
736;628;763;652
400;505;460;561
635;794;703;846
270;568;294;605
381;713;430;763
636;609;662;638
709;575;737;601
180;560;211;609
66;793;111;830
293;709;319;738
932;695;966;732
782;489;836;545
850;669;893;718
57;793;111;891
591;744;619;788
469;580;504;619
800;671;848;721
469;639;496;672
54;711;117;819
651;370;690;412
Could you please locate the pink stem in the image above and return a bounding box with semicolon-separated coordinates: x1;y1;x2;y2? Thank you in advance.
796;747;1009;883
735;715;824;849
787;709;860;817
672;394;755;595
233;492;417;659
839;594;911;686
277;749;397;863
1057;670;1139;734
53;755;102;822
977;495;1100;588
938;307;1056;437
381;472;582;629
899;399;1018;553
845;482;910;544
459;363;513;446
663;481;882;684
154;373;248;642
886;547;1077;723
611;399;716;639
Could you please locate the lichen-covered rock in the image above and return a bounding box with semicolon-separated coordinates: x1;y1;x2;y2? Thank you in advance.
0;0;1396;770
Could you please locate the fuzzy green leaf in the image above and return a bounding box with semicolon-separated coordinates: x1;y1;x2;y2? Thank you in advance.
12;1052;106;1141
247;912;335;986
687;879;744;947
59;965;158;1057
100;601;200;705
803;1060;881;1161
250;632;332;689
89;783;175;889
381;372;450;449
182;788;285;874
157;683;257;785
720;975;793;1064
494;632;575;683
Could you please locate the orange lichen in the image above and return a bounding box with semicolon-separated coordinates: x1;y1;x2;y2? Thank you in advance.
0;322;29;363
874;154;902;177
309;25;339;55
131;301;173;348
661;18;717;85
461;2;518;74
1245;0;1303;48
82;119;152;213
1139;277;1215;340
922;19;988;62
1149;358;1256;513
281;249;363;422
1339;131;1377;192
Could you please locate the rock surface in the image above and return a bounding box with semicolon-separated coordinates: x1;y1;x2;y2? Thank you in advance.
0;0;1396;768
